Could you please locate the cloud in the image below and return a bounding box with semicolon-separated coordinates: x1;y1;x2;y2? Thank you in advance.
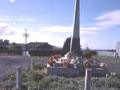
96;10;120;27
40;26;72;33
0;23;23;36
39;25;101;34
96;10;120;20
0;16;35;22
39;10;120;35
0;23;26;43
26;19;35;22
17;18;35;22
0;23;15;35
9;0;15;3
0;16;11;21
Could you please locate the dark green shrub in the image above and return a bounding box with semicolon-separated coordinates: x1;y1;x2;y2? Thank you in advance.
3;81;15;89
33;63;46;70
83;47;92;59
92;78;106;87
107;77;120;89
31;71;43;82
8;74;15;82
22;73;27;82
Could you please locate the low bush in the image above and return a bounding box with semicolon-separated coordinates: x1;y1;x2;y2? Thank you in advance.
107;77;120;89
33;63;46;70
1;63;120;90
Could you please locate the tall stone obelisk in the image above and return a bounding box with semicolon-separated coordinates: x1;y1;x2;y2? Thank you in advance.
70;0;80;53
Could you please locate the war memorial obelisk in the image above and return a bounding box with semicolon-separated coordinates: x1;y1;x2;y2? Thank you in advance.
70;0;80;53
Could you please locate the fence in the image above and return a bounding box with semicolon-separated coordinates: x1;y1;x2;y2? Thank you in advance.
0;49;68;56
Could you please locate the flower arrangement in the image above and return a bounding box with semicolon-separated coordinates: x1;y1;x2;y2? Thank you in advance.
99;62;106;68
61;60;69;67
83;59;91;68
47;54;62;67
51;54;62;61
83;47;92;59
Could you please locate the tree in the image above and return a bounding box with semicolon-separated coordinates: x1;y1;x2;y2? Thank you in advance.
83;47;92;59
0;39;3;45
0;45;8;50
13;45;22;50
12;42;16;46
3;40;9;45
63;37;71;51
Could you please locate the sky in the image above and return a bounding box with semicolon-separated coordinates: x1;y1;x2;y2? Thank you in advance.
0;0;120;49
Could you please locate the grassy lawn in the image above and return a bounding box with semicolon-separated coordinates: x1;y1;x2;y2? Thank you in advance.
92;55;120;73
92;55;115;62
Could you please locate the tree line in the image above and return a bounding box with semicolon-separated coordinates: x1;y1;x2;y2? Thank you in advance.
0;39;22;50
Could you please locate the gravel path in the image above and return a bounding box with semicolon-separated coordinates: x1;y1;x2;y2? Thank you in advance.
0;56;48;81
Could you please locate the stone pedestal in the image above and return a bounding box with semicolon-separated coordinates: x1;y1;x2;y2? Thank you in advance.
47;67;80;77
22;51;30;57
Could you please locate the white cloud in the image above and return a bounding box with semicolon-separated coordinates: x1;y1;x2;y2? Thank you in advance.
17;18;35;22
26;19;35;22
0;23;26;43
39;25;100;34
96;10;120;20
0;23;15;35
40;10;120;35
96;10;120;27
17;18;24;21
40;26;72;32
0;23;8;27
9;0;15;3
0;15;35;22
0;17;11;21
3;16;9;18
0;23;25;36
80;27;103;31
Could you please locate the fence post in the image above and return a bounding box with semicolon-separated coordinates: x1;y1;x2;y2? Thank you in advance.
31;58;34;68
84;69;92;90
16;66;22;89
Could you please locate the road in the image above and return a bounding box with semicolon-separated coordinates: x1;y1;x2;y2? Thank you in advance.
0;56;48;81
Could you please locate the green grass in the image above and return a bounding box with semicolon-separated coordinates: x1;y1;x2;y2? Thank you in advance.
2;63;120;90
92;55;115;61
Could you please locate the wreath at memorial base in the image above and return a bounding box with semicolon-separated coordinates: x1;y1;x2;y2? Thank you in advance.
47;54;62;67
83;48;92;59
61;60;69;67
83;60;91;68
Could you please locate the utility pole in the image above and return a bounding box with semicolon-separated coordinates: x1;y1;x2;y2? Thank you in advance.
23;29;29;51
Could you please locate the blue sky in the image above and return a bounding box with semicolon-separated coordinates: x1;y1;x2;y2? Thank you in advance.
0;0;120;49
